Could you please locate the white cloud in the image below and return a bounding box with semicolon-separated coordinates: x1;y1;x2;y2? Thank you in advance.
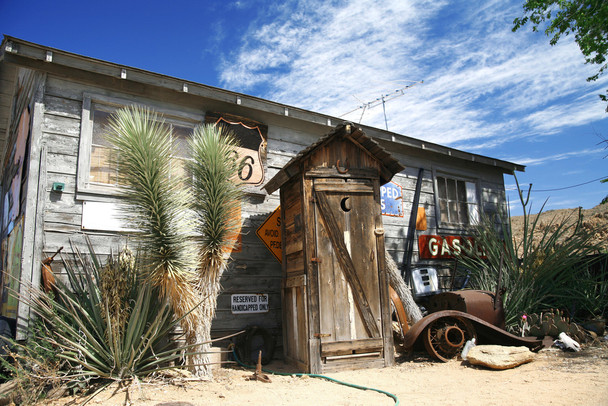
507;148;602;166
219;0;608;152
522;88;608;133
220;0;444;109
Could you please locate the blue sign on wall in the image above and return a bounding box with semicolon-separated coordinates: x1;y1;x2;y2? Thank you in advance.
380;181;403;217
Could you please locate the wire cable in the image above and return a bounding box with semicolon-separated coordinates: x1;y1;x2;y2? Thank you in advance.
231;347;400;405
506;176;608;192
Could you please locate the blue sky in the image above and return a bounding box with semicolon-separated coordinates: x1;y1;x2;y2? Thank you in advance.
2;0;607;216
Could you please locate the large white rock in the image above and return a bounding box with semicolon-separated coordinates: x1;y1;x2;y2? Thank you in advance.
466;345;535;370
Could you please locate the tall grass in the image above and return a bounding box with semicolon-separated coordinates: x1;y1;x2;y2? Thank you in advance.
456;178;604;331
0;237;204;405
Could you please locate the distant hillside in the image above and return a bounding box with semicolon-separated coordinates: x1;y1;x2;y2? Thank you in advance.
510;203;608;252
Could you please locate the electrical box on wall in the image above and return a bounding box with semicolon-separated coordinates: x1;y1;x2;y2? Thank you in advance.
51;182;65;192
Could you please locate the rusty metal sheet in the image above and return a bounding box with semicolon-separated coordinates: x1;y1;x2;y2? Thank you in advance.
427;290;505;329
403;310;543;354
389;286;409;335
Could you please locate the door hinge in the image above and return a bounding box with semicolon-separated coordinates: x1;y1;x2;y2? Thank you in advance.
314;333;331;338
311;257;322;264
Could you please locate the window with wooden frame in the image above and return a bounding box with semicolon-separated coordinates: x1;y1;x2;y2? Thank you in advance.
435;174;480;227
77;94;202;196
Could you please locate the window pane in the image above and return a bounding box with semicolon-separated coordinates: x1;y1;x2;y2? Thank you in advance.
465;182;478;204
171;158;188;181
172;125;191;159
90;146;117;185
439;199;449;223
456;180;467;204
437;177;447;199
458;202;469;224
447;178;457;200
448;201;458;223
92;109;112;148
468;203;479;224
91;108;116;185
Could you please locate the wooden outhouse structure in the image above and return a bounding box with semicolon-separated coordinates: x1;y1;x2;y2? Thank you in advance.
0;36;525;354
265;124;404;372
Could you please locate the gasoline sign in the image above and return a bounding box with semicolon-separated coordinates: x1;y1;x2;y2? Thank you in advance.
380;181;403;217
418;235;486;259
256;206;282;263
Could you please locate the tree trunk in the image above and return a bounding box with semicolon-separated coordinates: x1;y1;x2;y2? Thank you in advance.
189;263;224;378
385;249;423;324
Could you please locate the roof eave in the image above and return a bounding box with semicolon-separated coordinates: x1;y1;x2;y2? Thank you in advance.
0;35;526;176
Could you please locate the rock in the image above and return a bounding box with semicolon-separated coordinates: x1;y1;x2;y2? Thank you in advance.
0;380;18;406
46;385;68;400
466;345;535;370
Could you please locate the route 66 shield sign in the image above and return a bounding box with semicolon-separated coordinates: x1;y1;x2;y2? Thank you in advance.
211;115;266;186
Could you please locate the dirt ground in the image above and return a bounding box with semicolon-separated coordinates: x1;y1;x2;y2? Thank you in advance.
510;203;608;252
46;340;608;406
42;204;608;405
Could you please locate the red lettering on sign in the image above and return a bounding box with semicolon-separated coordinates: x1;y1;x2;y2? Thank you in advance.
418;235;486;259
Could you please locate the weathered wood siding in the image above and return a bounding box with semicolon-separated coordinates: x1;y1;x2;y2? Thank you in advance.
35;75;289;343
17;69;511;348
280;177;308;368
377;147;508;289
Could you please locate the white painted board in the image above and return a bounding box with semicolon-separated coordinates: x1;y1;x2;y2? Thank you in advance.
81;201;130;231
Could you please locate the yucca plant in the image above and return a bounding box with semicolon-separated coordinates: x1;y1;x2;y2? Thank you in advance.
15;238;194;391
187;124;243;376
105;108;243;377
104;106;199;333
456;177;603;331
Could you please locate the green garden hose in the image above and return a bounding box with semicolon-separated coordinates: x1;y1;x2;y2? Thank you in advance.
231;347;399;405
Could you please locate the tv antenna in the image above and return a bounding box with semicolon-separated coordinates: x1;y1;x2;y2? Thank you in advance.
340;80;423;130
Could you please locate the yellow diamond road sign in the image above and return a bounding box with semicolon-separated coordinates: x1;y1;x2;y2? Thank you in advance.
256;206;282;263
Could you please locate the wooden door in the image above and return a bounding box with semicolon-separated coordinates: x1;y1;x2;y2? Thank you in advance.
313;178;384;361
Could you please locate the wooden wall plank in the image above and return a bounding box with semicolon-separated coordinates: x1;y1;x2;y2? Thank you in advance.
16;88;46;340
46;152;77;175
43;94;82;118
44;132;79;156
43;114;80;137
9;72;514;362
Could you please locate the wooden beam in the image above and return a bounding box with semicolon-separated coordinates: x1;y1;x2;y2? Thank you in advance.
321;338;383;357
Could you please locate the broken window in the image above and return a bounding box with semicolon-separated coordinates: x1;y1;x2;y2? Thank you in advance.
77;94;202;196
88;104;194;187
436;175;479;227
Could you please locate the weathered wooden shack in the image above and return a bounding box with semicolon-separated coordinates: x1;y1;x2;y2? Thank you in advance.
0;36;524;352
265;124;404;372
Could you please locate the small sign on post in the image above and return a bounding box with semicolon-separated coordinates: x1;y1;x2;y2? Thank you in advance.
256;206;282;263
231;294;269;314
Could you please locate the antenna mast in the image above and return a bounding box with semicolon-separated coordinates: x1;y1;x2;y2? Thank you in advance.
340;80;423;130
